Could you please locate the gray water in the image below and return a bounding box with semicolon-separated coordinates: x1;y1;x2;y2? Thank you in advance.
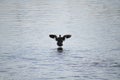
0;0;120;80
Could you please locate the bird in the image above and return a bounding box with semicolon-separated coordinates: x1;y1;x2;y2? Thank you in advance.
49;34;71;51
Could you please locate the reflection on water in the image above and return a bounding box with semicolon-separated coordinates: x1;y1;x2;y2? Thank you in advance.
0;0;120;80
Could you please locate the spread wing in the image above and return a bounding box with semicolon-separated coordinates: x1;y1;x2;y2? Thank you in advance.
63;34;71;39
49;34;57;39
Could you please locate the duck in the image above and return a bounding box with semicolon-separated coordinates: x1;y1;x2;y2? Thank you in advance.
49;34;71;50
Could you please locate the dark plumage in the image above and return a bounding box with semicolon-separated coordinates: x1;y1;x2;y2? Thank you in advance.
49;34;71;47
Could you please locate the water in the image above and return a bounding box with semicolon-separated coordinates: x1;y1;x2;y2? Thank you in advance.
0;0;120;80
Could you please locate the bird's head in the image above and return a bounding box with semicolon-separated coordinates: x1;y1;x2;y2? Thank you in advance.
59;35;61;37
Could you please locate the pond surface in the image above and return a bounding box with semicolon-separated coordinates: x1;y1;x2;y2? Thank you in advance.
0;0;120;80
